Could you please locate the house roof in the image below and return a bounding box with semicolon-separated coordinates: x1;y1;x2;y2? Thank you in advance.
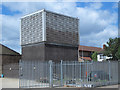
0;44;20;55
79;45;103;52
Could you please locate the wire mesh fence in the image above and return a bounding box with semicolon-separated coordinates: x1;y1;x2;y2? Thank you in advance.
19;60;118;88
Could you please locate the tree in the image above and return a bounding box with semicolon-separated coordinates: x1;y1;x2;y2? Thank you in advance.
115;46;120;59
103;37;120;60
92;52;97;61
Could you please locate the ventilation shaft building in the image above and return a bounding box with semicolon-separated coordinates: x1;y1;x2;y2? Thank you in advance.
21;9;79;62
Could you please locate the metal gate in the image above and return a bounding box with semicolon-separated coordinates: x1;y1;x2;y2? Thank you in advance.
19;60;118;88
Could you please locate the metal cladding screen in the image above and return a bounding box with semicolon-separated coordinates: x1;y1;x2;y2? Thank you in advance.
21;10;79;46
46;11;79;45
21;12;43;45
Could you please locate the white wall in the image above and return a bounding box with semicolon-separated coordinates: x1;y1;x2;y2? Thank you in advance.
97;54;112;61
97;54;104;62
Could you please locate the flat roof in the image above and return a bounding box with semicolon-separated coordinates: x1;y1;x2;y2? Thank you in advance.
21;9;44;19
21;9;79;20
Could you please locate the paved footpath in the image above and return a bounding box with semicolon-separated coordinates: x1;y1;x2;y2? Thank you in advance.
0;78;19;89
98;84;119;88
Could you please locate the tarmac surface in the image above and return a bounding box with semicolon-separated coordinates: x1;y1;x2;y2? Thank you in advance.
98;84;119;88
0;78;119;89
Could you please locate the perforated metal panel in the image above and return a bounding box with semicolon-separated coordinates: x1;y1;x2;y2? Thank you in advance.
21;11;43;45
46;11;79;45
21;10;79;46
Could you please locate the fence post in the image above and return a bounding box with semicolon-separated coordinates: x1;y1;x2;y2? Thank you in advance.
49;60;53;88
118;60;120;84
109;60;111;81
19;59;21;88
61;60;63;87
91;60;94;86
80;62;81;81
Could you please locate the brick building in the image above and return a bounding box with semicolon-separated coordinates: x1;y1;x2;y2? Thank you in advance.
21;9;79;62
78;45;102;61
0;44;21;78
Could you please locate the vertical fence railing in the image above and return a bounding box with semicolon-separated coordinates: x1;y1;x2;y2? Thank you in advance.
109;61;111;82
49;60;53;88
19;60;118;88
19;59;21;88
60;60;63;87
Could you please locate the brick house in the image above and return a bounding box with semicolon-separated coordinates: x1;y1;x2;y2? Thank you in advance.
78;45;103;62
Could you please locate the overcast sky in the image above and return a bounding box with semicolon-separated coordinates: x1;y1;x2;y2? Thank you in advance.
0;1;118;53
